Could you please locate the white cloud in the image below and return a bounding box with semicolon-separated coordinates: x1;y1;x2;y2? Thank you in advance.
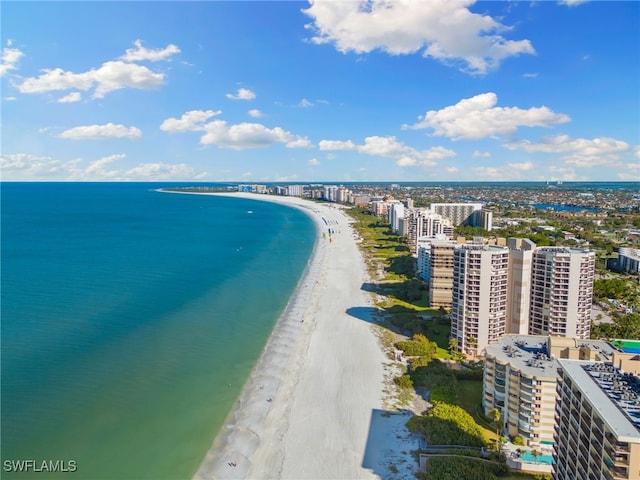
445;166;460;173
308;158;320;166
559;0;588;6
199;120;307;150
505;134;629;155
160;110;221;132
472;150;491;158
404;92;570;140
0;46;24;76
226;88;256;100
1;153;70;179
58;92;82;103
248;109;263;118
303;0;535;75
318;139;356;150
1;152;207;181
618;163;640;181
473;166;502;179
299;98;313;107
286;137;313;148
548;165;580;181
504;135;630;167
361;136;455;166
161;110;309;150
16;41;177;98
18;61;165;98
321;135;454;167
508;161;535;171
59;123;142;140
120;39;181;62
92;61;165;98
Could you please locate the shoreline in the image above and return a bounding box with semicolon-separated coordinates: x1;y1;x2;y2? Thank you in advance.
166;191;392;479
193;192;330;478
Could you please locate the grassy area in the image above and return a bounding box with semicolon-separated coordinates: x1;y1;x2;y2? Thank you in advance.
458;380;497;445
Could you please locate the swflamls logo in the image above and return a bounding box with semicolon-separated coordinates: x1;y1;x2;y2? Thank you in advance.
3;460;77;473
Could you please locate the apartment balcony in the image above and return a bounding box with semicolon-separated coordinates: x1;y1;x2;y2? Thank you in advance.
580;410;591;425
590;437;603;453
577;460;588;479
608;466;629;480
607;448;630;467
606;434;631;454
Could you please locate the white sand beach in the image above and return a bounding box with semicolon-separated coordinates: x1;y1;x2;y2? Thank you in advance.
187;192;418;480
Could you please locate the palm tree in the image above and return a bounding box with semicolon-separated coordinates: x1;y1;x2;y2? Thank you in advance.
490;408;501;451
531;449;540;463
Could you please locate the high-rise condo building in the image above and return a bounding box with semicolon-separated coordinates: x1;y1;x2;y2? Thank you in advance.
389;202;405;234
617;247;640;275
483;335;617;449
529;247;595;339
430;203;484;227
507;238;536;335
406;209;452;254
474;209;494;231
451;244;509;356
553;360;640;480
417;238;457;309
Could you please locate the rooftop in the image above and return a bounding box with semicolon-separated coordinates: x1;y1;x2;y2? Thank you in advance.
557;359;640;442
485;335;616;380
486;335;559;380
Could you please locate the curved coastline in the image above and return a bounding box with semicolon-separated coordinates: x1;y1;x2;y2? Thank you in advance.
167;191;388;479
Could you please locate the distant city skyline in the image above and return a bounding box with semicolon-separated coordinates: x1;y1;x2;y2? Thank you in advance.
1;1;638;182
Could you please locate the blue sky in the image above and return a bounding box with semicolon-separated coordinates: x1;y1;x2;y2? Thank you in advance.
1;1;638;182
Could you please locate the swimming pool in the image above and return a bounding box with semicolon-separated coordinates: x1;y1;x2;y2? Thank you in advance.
612;339;640;354
520;451;555;464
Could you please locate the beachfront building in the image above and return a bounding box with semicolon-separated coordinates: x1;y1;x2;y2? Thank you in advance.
389;202;405;234
417;237;457;309
273;185;304;196
451;244;510;356
405;208;453;255
529;247;595;339
238;184;267;194
507;238;536;335
553;360;640;480
430;202;484;227
322;185;352;203
474;208;494;231
372;200;393;217
617;247;640;275
483;335;616;448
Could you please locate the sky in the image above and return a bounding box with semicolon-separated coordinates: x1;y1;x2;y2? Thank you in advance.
1;1;639;182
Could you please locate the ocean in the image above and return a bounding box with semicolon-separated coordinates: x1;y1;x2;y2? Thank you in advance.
1;183;316;480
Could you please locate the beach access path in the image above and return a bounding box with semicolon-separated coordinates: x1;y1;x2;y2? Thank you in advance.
191;192;392;480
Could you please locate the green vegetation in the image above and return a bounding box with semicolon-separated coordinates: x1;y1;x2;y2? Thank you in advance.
408;402;485;447
407;360;493;448
417;457;509;480
591;313;640;340
397;334;439;357
395;374;414;390
593;278;636;302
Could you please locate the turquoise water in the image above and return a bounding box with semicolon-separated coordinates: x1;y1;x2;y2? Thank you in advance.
1;183;315;479
520;451;555;464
